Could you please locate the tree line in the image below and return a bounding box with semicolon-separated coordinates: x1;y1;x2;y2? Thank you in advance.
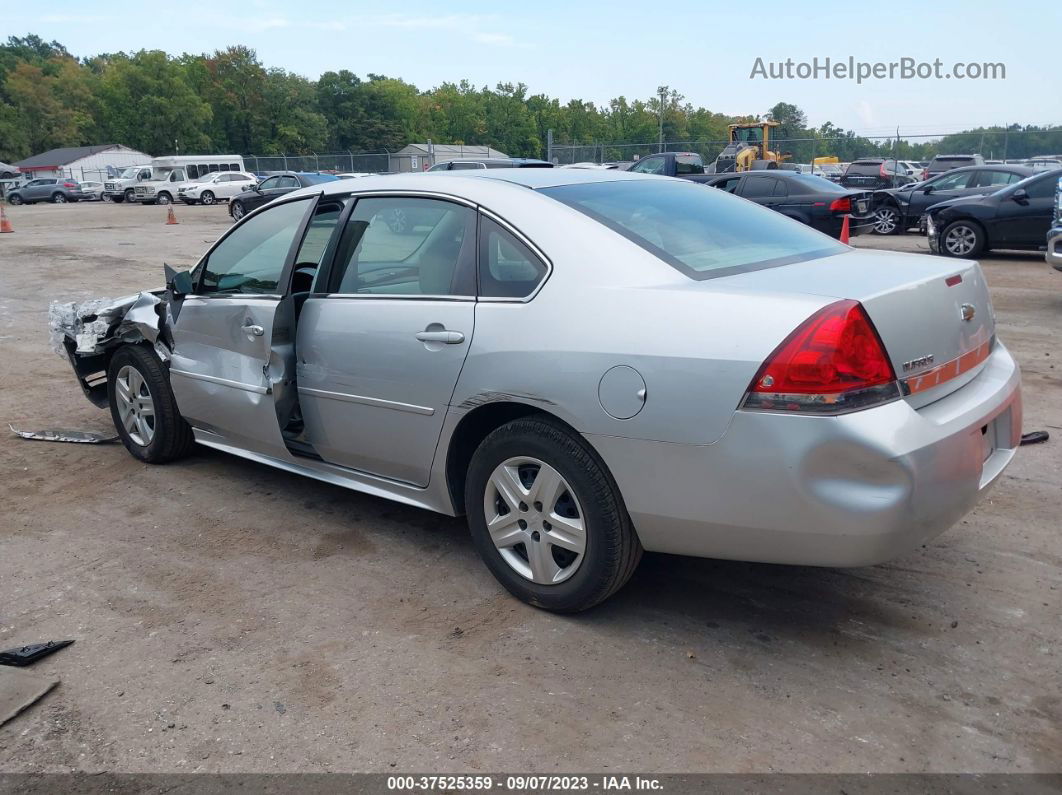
1;35;1057;165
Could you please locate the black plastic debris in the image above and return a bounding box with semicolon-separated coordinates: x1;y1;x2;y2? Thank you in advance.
0;640;75;667
9;425;118;444
1020;431;1050;446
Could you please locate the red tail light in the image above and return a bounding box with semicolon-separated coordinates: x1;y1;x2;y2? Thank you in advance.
879;162;888;179
828;197;851;213
62;182;77;188
743;300;900;414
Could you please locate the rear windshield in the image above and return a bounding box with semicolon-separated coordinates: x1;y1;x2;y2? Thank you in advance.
300;173;337;185
674;154;705;175
541;180;844;280
788;174;849;193
846;161;883;175
934;157;974;164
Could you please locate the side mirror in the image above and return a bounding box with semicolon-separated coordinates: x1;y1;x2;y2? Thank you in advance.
1012;188;1029;203
922;185;934;194
165;264;194;296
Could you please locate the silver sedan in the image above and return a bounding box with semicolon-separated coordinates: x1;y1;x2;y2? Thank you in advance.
54;169;1022;611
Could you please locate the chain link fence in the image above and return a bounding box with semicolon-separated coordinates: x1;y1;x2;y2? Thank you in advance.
549;129;1062;169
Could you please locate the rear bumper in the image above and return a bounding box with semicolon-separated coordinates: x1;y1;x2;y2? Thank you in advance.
1047;228;1062;272
587;342;1021;567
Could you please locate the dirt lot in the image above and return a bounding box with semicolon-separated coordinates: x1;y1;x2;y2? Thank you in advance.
0;202;1059;774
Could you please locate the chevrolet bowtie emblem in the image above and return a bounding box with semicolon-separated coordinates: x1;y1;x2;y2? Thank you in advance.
960;303;976;322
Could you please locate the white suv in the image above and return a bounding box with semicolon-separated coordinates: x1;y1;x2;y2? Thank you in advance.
177;172;258;205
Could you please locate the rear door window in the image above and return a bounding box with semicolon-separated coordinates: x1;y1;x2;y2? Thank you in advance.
741;176;777;198
330;197;476;296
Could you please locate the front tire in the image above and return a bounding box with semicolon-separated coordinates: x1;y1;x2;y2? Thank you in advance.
940;220;985;258
872;203;902;235
108;345;195;464
156;192;172;205
200;190;215;206
124;188;135;203
465;417;641;612
7;194;22;205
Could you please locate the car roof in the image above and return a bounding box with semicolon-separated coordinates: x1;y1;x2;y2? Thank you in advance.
303;168;662;201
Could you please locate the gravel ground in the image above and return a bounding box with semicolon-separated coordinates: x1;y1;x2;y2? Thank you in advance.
0;202;1059;774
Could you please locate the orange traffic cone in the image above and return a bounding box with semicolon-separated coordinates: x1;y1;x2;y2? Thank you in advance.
839;213;850;244
165;205;178;225
0;204;13;233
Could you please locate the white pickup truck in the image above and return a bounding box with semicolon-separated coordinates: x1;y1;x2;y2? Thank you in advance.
103;165;152;203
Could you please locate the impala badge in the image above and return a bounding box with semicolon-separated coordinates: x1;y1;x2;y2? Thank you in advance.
960;303;976;322
902;354;935;372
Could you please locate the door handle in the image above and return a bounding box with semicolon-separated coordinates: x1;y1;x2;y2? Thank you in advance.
242;322;265;337
416;330;464;344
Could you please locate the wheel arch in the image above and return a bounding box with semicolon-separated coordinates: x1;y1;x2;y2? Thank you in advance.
444;400;603;516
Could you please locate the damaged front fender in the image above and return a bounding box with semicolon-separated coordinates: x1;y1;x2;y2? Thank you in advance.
49;291;172;408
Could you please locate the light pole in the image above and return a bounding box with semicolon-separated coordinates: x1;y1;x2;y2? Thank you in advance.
657;86;667;153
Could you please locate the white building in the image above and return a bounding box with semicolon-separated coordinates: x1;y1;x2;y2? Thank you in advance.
14;144;151;183
391;143;509;172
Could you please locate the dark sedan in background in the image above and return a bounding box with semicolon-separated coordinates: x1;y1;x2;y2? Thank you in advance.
871;164;1033;235
927;169;1059;257
228;172;338;220
706;171;874;239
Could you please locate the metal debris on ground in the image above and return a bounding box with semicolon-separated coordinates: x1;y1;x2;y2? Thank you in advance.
0;640;75;667
9;424;118;444
1020;431;1050;446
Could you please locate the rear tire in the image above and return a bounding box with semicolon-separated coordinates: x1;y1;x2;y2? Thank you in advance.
107;345;196;464
940;220;985;258
230;201;245;221
52;192;66;203
465;416;641;612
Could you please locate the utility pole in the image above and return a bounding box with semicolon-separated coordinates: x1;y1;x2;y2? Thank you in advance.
546;129;553;163
1002;124;1009;163
658;86;667;153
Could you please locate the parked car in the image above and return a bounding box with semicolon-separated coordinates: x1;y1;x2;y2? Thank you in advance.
840;159;915;190
897;160;922;179
625;151;716;183
706;171;874;239
53;170;1021;611
78;181;105;201
178;171;258;205
427;158;553;171
132;156;246;205
1046;174;1062;273
870;164;1033;235
922;154;985;181
813;163;844;182
103;165;152;203
228;172;338;220
6;178;90;204
927;168;1060;257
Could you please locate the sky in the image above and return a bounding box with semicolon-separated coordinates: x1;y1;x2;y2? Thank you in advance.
6;0;1061;138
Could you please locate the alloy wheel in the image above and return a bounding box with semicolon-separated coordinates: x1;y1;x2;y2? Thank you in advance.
231;202;244;220
945;224;977;256
483;456;586;585
53;193;67;204
114;365;156;446
201;191;215;205
873;206;899;234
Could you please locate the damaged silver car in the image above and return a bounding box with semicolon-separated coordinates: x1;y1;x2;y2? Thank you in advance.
53;170;1022;612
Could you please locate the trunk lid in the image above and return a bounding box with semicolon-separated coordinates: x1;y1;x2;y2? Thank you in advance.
715;248;995;408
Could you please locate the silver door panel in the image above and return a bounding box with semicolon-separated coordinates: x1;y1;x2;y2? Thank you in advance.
296;297;474;486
